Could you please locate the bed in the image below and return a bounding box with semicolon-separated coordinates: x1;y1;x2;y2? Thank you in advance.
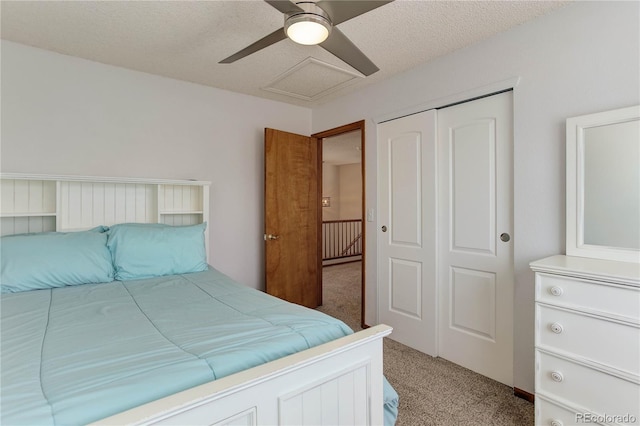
0;174;398;426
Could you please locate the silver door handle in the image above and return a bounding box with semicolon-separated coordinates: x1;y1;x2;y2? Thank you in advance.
500;232;510;242
381;226;387;232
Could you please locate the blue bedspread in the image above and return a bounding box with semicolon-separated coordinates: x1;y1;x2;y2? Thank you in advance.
1;267;398;425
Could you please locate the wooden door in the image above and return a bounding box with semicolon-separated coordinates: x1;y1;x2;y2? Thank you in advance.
264;128;321;308
437;91;514;386
377;109;438;356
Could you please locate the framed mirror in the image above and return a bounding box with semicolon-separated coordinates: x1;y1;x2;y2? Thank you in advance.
566;105;640;263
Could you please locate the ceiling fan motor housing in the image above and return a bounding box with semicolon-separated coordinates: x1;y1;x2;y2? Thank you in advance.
284;2;332;45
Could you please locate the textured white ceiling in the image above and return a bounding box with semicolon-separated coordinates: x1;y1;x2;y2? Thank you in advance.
0;0;570;107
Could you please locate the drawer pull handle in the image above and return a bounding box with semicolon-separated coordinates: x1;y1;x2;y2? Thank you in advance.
550;420;563;426
549;286;563;296
550;371;564;382
550;322;563;334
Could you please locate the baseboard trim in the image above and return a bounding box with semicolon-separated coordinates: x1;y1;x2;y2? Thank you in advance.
514;387;535;403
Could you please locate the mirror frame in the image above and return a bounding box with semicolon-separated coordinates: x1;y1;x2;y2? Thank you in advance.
566;104;640;263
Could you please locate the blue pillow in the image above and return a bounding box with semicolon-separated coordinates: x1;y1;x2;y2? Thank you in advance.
107;223;207;281
0;228;114;293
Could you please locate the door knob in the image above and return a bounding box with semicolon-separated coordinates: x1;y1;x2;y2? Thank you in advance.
265;234;280;240
381;226;387;232
500;232;510;242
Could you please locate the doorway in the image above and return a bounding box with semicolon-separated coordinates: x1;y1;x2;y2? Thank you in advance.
312;121;366;329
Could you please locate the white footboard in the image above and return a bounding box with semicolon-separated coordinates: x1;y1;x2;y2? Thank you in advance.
93;325;392;426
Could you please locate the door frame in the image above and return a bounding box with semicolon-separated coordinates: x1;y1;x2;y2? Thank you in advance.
312;120;367;328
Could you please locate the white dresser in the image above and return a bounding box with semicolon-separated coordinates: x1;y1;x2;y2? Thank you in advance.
530;255;640;426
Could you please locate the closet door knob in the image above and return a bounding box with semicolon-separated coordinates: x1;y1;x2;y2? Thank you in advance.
550;420;563;426
500;232;510;242
381;225;387;232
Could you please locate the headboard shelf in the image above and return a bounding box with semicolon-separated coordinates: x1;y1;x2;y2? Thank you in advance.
0;173;211;260
0;173;209;186
0;212;57;218
159;210;204;214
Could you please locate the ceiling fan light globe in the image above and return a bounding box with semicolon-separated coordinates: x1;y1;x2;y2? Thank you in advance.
286;20;330;45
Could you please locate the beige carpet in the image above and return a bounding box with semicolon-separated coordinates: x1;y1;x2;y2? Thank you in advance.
317;261;534;426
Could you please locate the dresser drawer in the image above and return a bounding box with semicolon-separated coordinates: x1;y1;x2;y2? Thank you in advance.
536;273;640;321
537;304;640;375
537;351;640;419
536;397;605;426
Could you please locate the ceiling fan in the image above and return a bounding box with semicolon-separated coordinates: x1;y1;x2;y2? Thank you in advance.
219;0;394;76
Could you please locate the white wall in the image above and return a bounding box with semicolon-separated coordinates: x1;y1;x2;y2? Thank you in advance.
323;162;361;221
311;1;640;394
0;40;312;290
339;163;362;220
322;163;340;221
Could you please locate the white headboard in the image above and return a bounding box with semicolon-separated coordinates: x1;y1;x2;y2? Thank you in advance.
0;173;211;260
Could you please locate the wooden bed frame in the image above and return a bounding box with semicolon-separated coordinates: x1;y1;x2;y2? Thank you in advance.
0;173;392;426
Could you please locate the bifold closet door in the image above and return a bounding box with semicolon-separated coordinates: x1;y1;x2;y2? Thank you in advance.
377;109;437;356
437;91;514;386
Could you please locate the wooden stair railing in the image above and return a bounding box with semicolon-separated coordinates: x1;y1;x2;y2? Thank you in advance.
340;233;362;256
322;219;362;261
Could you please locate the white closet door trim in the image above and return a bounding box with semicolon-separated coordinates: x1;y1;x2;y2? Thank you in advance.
374;77;520;124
